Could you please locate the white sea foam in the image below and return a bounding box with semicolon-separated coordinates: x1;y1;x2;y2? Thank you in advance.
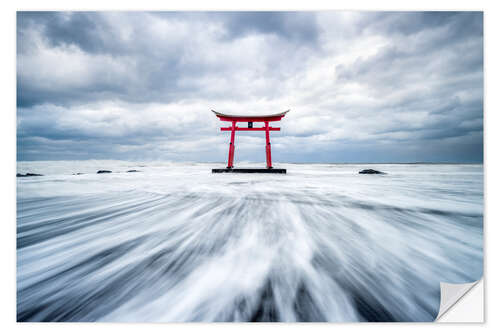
16;162;483;322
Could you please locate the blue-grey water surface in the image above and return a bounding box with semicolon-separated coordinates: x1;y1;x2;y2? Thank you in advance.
16;162;483;322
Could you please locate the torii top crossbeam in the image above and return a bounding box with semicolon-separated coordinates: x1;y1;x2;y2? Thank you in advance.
212;109;289;169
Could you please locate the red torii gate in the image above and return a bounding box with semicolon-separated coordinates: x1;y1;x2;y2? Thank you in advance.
212;110;289;173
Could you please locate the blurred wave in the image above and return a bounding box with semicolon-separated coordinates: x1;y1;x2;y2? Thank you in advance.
16;162;483;322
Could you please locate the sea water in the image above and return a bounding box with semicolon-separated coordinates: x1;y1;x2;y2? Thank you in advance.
16;161;483;322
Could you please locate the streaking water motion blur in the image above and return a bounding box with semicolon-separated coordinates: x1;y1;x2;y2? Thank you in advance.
16;161;483;322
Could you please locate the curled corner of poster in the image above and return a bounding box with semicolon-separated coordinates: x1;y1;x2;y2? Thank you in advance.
436;278;484;322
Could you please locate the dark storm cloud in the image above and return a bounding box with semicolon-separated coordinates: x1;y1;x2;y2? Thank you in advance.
359;12;482;37
17;11;319;108
334;12;483;98
215;11;319;43
19;11;320;55
146;11;320;44
16;11;483;162
17;12;182;107
325;11;483;159
336;13;483;85
18;12;110;54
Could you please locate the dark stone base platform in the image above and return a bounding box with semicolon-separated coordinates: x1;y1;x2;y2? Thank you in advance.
212;168;286;174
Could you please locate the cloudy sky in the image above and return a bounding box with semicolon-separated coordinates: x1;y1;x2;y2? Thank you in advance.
17;11;483;163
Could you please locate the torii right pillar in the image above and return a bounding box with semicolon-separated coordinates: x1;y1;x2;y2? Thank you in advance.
264;121;272;168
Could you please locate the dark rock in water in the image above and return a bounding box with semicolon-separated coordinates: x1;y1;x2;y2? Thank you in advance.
359;169;386;175
73;173;84;175
126;170;140;173
97;170;112;174
17;173;43;177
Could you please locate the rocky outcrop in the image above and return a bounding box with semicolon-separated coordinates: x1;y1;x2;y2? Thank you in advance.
97;170;112;174
359;169;386;174
16;173;43;177
126;170;140;173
